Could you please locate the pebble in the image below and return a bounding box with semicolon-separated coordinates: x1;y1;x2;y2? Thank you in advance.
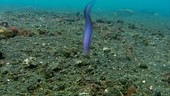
103;47;111;53
0;51;5;59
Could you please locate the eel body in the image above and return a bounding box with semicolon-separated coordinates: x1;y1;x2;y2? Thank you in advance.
83;0;95;55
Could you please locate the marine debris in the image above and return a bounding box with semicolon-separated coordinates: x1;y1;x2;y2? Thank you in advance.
0;22;33;39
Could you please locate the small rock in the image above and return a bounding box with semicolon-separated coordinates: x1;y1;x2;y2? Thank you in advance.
75;59;90;67
23;57;38;69
103;47;111;53
116;20;124;24
96;19;105;23
0;22;9;27
45;68;54;79
128;24;137;29
168;77;170;84
75;12;81;16
79;92;89;96
75;60;83;65
38;28;48;35
0;51;5;59
139;63;148;69
50;63;62;72
154;91;161;96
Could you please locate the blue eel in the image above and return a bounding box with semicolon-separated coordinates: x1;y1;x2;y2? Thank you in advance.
83;0;95;55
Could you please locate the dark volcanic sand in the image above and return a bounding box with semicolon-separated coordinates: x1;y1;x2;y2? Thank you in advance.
0;8;170;96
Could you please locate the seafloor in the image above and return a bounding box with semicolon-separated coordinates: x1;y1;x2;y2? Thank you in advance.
0;7;170;96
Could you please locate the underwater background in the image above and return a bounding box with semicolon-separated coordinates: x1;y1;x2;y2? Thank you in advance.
0;0;170;96
0;0;170;16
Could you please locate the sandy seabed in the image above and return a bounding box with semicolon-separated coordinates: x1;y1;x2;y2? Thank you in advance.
0;7;170;96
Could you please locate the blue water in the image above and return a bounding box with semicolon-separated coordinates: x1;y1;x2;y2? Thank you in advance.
0;0;170;17
0;1;170;95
